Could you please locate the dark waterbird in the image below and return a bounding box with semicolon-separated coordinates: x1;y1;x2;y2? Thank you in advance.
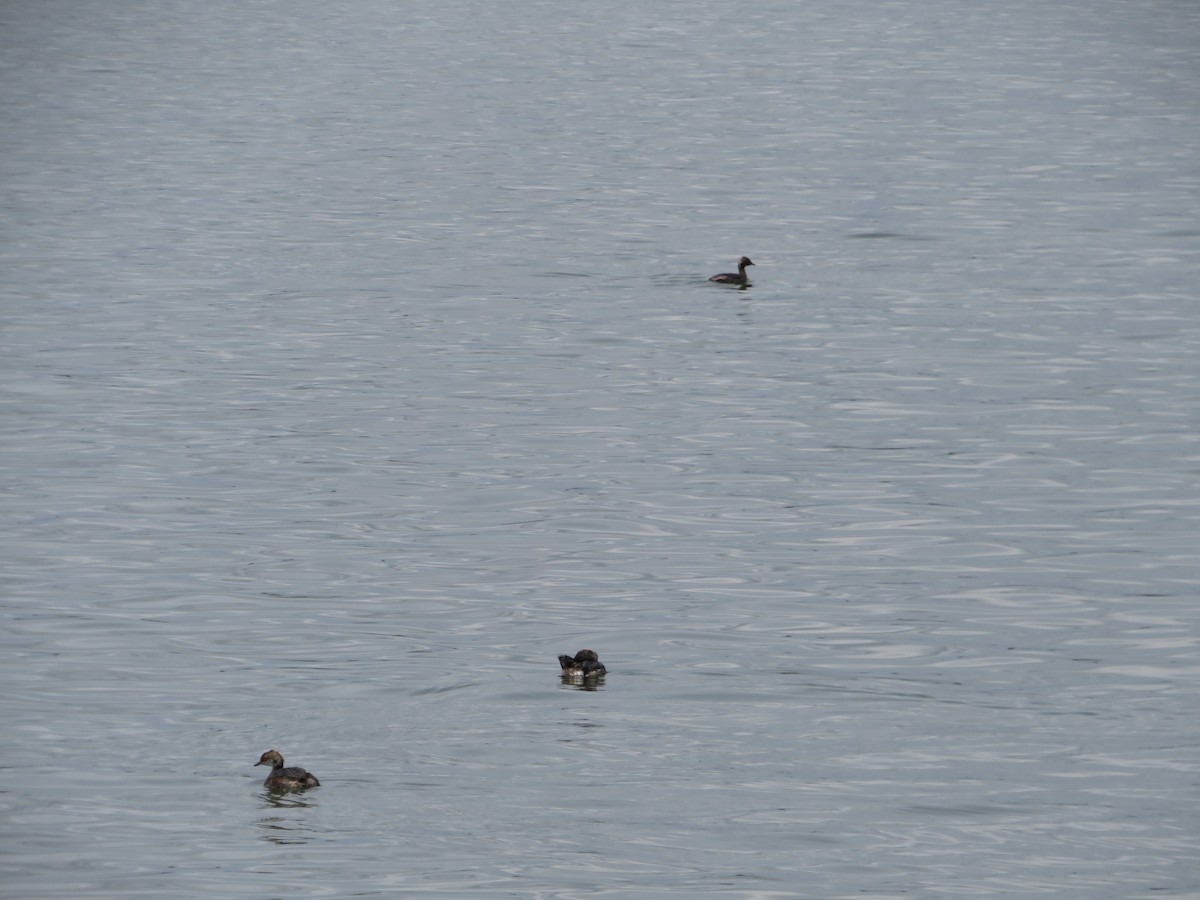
557;649;608;679
709;256;755;286
254;749;320;792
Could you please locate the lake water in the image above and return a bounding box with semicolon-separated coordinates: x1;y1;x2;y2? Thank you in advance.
2;0;1198;897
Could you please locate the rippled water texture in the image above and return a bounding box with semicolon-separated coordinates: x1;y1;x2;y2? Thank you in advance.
2;0;1198;897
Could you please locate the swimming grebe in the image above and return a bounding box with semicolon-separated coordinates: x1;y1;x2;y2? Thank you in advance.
254;749;320;791
709;256;755;286
558;649;607;679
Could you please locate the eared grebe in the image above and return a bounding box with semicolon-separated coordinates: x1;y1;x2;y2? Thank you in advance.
255;749;320;791
709;256;755;286
558;649;607;679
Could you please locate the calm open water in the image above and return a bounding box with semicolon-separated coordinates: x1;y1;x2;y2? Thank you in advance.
2;0;1198;897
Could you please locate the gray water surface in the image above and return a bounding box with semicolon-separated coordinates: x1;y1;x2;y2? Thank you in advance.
2;0;1198;897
